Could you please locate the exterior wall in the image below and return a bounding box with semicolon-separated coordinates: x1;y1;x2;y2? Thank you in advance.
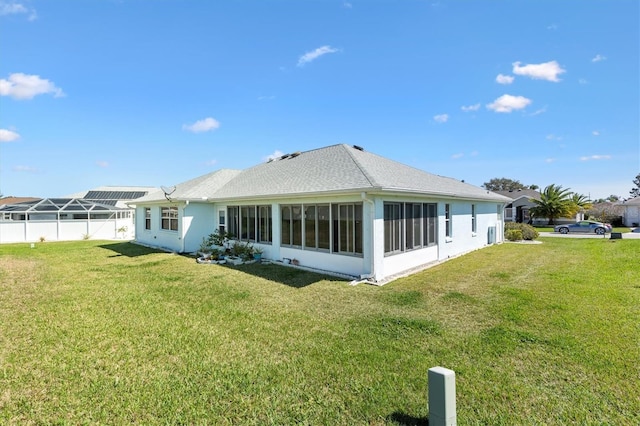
183;202;216;252
623;205;640;226
135;203;184;252
133;195;505;282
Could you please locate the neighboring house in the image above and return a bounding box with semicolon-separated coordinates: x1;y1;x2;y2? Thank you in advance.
0;186;155;243
493;189;541;223
133;144;510;283
622;197;640;227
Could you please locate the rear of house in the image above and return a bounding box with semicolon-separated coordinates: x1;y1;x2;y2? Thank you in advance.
133;145;509;282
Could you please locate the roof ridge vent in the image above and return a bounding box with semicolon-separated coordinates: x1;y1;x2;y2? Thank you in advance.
353;145;364;151
280;153;290;160
289;151;301;158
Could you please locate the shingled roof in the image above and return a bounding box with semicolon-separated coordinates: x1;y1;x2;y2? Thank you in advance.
139;144;510;203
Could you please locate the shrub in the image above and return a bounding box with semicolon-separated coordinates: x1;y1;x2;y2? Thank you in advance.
506;229;523;241
505;222;539;240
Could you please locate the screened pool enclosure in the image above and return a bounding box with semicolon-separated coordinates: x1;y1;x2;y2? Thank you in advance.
0;198;134;243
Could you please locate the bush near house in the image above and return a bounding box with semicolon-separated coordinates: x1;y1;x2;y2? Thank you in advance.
505;222;539;240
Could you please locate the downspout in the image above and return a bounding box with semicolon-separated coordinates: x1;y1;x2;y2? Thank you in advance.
360;192;376;281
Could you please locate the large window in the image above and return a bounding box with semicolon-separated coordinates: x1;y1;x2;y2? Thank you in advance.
228;205;272;243
384;202;438;255
281;203;361;255
333;204;363;254
145;208;151;230
303;204;331;250
384;203;402;254
258;206;271;243
281;205;304;248
161;206;178;231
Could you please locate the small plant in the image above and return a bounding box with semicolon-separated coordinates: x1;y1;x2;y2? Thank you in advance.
505;222;539;240
506;229;523;241
198;237;213;256
82;233;91;240
39;236;46;243
208;229;233;247
117;226;128;238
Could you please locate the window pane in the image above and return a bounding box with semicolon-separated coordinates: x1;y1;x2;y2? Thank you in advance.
317;205;330;250
305;205;316;248
292;205;302;246
281;206;291;246
248;206;256;241
228;206;239;238
258;205;271;243
413;204;422;248
354;204;363;254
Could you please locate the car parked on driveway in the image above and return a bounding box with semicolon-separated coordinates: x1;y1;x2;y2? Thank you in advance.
554;220;612;235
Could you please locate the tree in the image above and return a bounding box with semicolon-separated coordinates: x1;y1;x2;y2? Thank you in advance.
630;173;640;198
482;178;527;191
528;184;540;190
567;193;592;218
529;184;573;225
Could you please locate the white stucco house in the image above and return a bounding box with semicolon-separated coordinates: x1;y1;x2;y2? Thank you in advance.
132;144;511;283
622;197;640;227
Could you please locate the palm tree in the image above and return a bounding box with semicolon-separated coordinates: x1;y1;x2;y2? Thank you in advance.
568;193;592;218
529;184;573;225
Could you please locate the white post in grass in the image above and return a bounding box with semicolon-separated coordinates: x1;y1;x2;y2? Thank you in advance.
428;366;457;426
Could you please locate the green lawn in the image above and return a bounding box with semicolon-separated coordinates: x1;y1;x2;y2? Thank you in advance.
1;239;638;425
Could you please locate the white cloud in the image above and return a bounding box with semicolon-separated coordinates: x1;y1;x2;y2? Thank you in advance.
579;78;588;85
433;114;449;123
297;45;339;67
13;165;38;173
205;159;218;166
257;95;276;101
0;2;35;19
529;107;547;116
264;150;284;162
96;161;109;168
486;94;532;113
592;130;600;136
546;134;562;141
496;74;514;85
580;154;611;161
182;117;220;133
461;103;480;112
343;2;352;8
0;73;64;100
591;54;606;63
0;128;20;142
545;158;556;163
547;24;558;30
451;153;464;159
512;60;566;82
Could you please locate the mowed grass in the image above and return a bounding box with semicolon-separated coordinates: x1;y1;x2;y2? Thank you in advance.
0;239;638;425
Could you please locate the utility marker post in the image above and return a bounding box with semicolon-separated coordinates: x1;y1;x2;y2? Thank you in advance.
428;366;456;426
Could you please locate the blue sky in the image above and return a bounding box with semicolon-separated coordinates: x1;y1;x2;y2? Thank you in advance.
1;0;638;200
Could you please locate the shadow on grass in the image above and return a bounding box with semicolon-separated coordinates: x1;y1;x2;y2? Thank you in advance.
387;411;429;425
98;242;169;258
223;262;341;289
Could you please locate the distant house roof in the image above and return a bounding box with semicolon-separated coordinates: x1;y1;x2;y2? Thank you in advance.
493;189;541;202
138;144;511;203
0;196;41;206
66;186;157;208
623;197;640;206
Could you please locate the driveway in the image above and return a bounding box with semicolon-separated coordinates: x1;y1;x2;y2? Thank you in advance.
539;230;640;239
